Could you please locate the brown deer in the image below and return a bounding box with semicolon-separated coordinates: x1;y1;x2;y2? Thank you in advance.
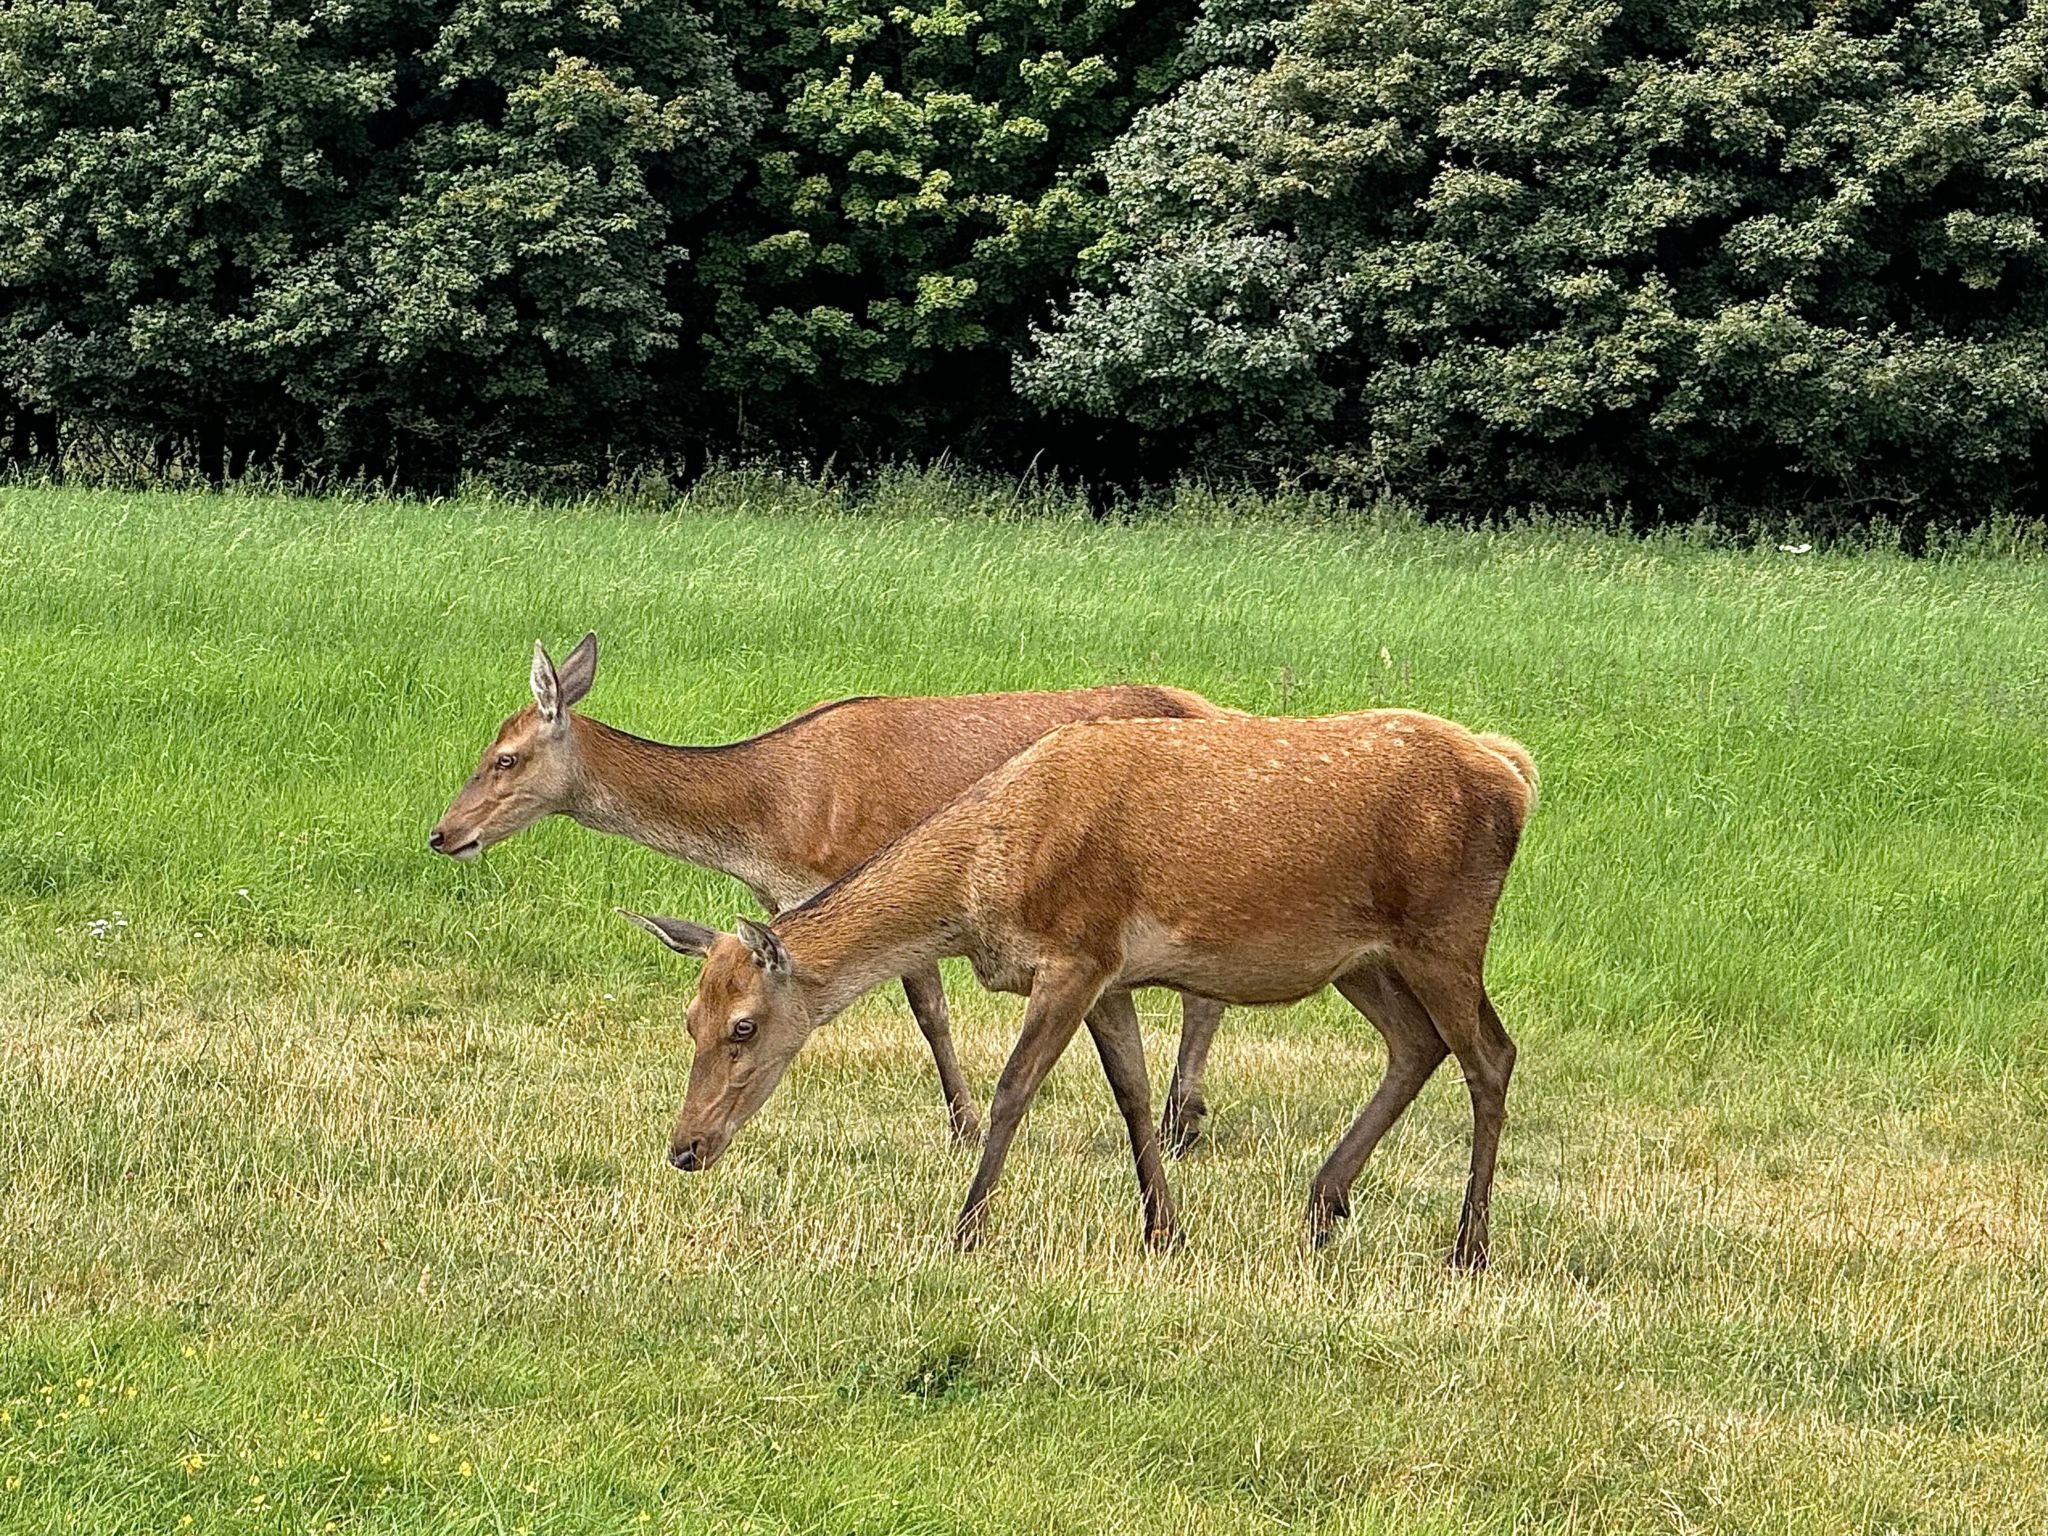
622;709;1537;1268
429;633;1233;1147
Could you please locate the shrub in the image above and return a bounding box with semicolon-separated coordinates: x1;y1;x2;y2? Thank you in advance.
0;0;750;482
1026;0;2048;524
688;0;1198;463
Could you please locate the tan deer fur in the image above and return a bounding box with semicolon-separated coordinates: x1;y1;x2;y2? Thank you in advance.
431;633;1234;1145
625;708;1538;1268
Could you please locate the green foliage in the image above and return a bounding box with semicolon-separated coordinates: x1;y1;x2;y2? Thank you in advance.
688;0;1197;459
1027;0;2048;522
4;0;2044;517
1019;66;1349;472
0;0;750;480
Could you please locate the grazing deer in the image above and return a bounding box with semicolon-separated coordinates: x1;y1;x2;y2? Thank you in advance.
623;709;1537;1268
429;633;1232;1147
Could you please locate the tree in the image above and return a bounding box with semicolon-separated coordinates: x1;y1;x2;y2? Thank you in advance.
689;0;1199;463
0;0;751;482
1027;0;2048;523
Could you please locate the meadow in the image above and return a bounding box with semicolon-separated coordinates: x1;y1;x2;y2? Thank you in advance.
3;476;2047;1533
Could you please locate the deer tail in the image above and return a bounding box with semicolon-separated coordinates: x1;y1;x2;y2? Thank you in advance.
1475;733;1540;815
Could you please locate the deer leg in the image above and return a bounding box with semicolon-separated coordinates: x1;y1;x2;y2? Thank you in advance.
1086;989;1181;1250
901;966;981;1145
1307;965;1448;1249
955;963;1108;1251
1396;959;1516;1271
1161;992;1225;1157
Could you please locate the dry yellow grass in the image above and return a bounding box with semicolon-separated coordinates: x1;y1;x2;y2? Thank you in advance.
6;950;2048;1533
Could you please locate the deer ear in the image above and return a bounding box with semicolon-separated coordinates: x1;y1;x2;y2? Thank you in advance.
734;917;792;978
617;908;720;958
555;631;598;710
531;640;562;725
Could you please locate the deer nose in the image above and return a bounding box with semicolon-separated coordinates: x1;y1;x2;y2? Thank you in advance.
427;828;445;851
669;1143;701;1172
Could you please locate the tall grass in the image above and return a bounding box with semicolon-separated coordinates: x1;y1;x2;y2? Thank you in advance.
3;480;2046;1533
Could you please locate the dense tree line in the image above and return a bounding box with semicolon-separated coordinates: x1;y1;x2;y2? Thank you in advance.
2;0;2043;521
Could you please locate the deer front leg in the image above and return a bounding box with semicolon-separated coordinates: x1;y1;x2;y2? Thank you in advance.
901;966;980;1145
955;963;1108;1251
1088;989;1181;1250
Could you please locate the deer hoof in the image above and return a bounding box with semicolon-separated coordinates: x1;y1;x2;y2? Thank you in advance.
954;1205;991;1253
1161;1097;1207;1158
1306;1191;1350;1251
1447;1240;1490;1273
1144;1220;1185;1255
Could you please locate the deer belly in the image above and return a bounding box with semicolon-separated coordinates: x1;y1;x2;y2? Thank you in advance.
1118;915;1381;1005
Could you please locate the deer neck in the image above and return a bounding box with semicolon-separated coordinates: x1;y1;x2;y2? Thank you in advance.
566;716;792;889
778;826;975;1023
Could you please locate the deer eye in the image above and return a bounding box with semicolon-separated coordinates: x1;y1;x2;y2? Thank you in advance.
494;754;517;771
730;1018;757;1042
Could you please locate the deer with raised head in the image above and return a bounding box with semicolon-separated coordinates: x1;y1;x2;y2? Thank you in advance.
429;633;1233;1147
623;708;1537;1268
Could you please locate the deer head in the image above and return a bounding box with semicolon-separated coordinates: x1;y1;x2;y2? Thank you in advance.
428;632;598;859
619;909;820;1172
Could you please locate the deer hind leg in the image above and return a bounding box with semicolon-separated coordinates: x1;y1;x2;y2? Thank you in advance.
1087;989;1181;1250
902;966;981;1145
1161;992;1226;1157
1394;955;1516;1271
1308;964;1449;1250
955;962;1109;1251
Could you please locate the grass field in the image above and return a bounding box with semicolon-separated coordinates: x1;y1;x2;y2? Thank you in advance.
4;476;2048;1533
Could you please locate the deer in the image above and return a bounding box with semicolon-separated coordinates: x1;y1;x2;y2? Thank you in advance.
429;633;1234;1149
621;708;1538;1268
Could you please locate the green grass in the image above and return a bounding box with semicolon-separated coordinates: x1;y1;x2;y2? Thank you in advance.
4;476;2047;1533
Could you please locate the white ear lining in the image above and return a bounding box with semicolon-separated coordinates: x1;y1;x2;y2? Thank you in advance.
530;640;560;722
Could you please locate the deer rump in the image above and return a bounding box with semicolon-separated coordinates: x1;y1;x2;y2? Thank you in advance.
954;709;1534;1004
